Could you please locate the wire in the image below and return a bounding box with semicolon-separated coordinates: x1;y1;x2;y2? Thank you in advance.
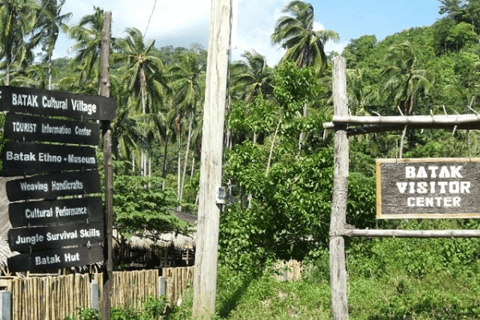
144;0;158;39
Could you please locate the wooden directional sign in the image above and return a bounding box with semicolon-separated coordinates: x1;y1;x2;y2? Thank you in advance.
5;113;100;145
377;158;480;219
6;170;101;201
7;245;104;272
8;220;104;253
3;141;97;176
9;197;103;228
0;86;115;120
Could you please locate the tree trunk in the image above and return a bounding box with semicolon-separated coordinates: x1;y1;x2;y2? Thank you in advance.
191;154;196;179
180;107;194;203
266;117;282;176
298;102;307;151
162;137;169;190
140;65;147;176
6;59;10;86
48;55;53;90
177;129;182;207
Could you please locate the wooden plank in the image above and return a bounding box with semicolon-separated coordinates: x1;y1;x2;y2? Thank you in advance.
8;220;104;252
0;85;116;120
329;56;349;320
344;229;480;237
7;245;104;272
3;141;97;176
6;170;101;201
5;113;100;145
328;114;480;126
377;158;480;219
9;197;103;228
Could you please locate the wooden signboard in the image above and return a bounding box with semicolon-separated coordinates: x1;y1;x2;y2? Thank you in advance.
0;86;115;120
9;197;103;228
6;170;101;201
377;158;480;219
5;113;100;145
7;245;104;272
8;220;104;252
3;141;97;176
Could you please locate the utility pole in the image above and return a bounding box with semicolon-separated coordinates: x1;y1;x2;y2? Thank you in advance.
99;11;113;320
192;0;231;318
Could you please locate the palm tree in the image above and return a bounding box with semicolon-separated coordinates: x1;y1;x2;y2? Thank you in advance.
30;0;71;90
271;0;339;75
231;49;273;102
66;6;105;89
271;0;339;150
169;52;206;205
0;0;39;85
383;41;435;157
114;27;170;176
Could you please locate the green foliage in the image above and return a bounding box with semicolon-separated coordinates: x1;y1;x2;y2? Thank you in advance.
112;160;191;244
64;295;168;320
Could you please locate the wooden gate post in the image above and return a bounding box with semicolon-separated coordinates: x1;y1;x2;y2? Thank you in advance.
100;11;113;320
329;56;349;319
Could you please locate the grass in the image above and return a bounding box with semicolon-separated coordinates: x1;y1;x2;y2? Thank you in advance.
166;256;480;319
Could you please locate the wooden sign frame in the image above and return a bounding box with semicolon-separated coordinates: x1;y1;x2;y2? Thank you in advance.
5;113;100;145
0;86;116;120
3;141;97;176
7;245;104;272
377;158;480;219
8;220;104;252
9;197;103;228
6;170;101;201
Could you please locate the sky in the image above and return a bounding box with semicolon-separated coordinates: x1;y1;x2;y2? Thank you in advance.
53;0;445;66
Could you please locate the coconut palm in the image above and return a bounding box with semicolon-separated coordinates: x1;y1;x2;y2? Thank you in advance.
271;0;339;75
383;41;435;157
169;52;206;204
66;6;106;88
30;0;71;89
231;49;273;102
272;1;339;150
0;0;39;85
114;27;170;176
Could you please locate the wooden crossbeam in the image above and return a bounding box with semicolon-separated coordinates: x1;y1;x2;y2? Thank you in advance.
340;229;480;238
323;114;480;131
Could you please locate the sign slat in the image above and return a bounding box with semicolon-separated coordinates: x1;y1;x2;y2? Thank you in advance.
7;245;104;272
8;220;104;253
3;141;97;176
9;197;103;228
6;170;101;201
5;114;100;145
377;158;480;219
0;86;115;120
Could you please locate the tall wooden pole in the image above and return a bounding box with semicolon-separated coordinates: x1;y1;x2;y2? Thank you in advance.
329;56;349;320
192;0;231;318
99;11;113;320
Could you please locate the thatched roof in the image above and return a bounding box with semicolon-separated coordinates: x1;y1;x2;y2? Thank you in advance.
113;229;196;251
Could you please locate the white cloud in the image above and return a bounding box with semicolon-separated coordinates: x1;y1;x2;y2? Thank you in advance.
313;21;324;31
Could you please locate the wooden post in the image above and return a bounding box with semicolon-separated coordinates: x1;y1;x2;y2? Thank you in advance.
100;11;113;320
91;281;99;311
0;291;11;320
192;0;231;318
329;56;349;320
158;277;166;296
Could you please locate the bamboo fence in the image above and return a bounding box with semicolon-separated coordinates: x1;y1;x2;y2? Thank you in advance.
162;267;194;307
274;260;303;282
